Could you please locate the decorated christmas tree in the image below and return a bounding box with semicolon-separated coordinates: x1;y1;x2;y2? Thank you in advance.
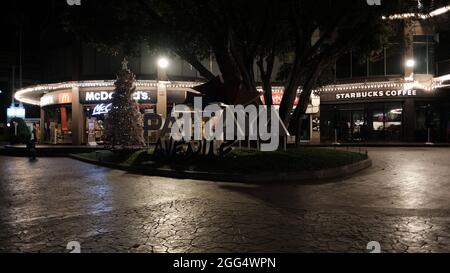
104;58;145;149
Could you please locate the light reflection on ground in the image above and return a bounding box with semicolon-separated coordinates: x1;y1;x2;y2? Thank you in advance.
1;147;450;252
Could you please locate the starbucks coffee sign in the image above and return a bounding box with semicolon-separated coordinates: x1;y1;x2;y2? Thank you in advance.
319;88;435;103
335;89;418;100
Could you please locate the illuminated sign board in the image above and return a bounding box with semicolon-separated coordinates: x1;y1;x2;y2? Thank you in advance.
259;88;319;114
40;92;73;106
59;93;72;104
41;95;54;106
7;105;26;120
335;89;417;100
80;91;157;104
319;88;437;103
92;103;112;116
260;89;299;105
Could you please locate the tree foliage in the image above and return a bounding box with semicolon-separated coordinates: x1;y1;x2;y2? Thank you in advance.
65;0;411;132
8;118;31;144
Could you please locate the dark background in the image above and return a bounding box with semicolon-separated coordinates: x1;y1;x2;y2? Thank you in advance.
1;0;450;124
0;1;68;123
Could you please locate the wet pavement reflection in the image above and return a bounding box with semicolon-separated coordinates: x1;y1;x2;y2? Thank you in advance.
1;147;450;253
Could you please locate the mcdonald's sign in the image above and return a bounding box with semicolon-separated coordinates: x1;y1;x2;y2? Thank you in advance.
58;93;72;104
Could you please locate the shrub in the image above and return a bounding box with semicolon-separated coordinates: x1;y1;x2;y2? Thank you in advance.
8;118;31;144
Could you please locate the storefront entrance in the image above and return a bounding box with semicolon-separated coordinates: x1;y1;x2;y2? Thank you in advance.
415;101;450;143
337;109;366;142
42;105;73;144
321;102;403;143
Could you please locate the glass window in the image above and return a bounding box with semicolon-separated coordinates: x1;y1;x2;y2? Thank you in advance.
43;106;73;144
385;103;402;140
321;103;405;143
352;111;366;141
413;35;435;75
368;53;385;77
352;56;367;78
372;110;384;131
414;43;428;74
319;105;335;143
415;102;441;142
386;43;403;75
336;53;351;79
413;35;424;43
427;42;435;75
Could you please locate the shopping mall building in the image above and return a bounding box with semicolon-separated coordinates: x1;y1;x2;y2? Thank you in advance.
14;7;450;145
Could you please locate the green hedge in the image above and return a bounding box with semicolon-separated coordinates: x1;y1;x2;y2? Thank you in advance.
8;118;31;144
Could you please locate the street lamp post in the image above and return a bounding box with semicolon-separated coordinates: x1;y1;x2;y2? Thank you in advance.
405;59;416;81
156;57;170;120
405;59;416;69
157;57;169;81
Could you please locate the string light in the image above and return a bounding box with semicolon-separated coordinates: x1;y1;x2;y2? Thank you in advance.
383;5;450;20
14;74;450;106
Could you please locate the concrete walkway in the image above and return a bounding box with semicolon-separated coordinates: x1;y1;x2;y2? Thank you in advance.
1;147;450;253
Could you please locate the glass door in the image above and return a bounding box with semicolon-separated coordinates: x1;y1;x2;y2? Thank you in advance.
352;110;366;142
338;110;352;142
337;109;366;142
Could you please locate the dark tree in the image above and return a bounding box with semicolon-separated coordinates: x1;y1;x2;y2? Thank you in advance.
64;0;413;136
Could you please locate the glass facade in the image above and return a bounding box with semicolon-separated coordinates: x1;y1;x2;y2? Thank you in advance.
42;105;73;144
385;43;404;75
368;52;384;77
413;35;436;75
322;25;450;144
84;106;106;145
334;35;438;79
321;103;403;143
415;101;450;143
335;43;405;79
83;103;157;145
321;98;450;143
336;53;351;79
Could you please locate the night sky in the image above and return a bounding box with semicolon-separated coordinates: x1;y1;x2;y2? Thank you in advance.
1;0;449;123
0;1;67;122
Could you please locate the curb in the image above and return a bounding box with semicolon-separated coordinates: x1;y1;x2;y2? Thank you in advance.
69;154;372;183
1;145;107;157
302;143;450;148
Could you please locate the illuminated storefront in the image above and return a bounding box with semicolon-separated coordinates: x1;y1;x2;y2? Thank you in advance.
15;80;321;145
39;91;73;144
259;88;320;142
318;78;450;143
15;80;196;145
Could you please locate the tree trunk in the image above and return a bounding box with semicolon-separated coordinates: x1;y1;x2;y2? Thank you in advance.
257;54;275;106
262;80;273;106
278;49;304;126
295;113;305;147
290;60;326;142
213;44;241;85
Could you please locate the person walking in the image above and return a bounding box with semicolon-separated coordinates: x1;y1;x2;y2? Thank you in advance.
32;123;38;142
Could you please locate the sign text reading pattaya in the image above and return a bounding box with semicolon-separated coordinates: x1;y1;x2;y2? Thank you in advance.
144;98;284;152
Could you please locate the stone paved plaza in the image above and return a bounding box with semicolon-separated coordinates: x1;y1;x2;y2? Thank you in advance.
1;147;450;253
